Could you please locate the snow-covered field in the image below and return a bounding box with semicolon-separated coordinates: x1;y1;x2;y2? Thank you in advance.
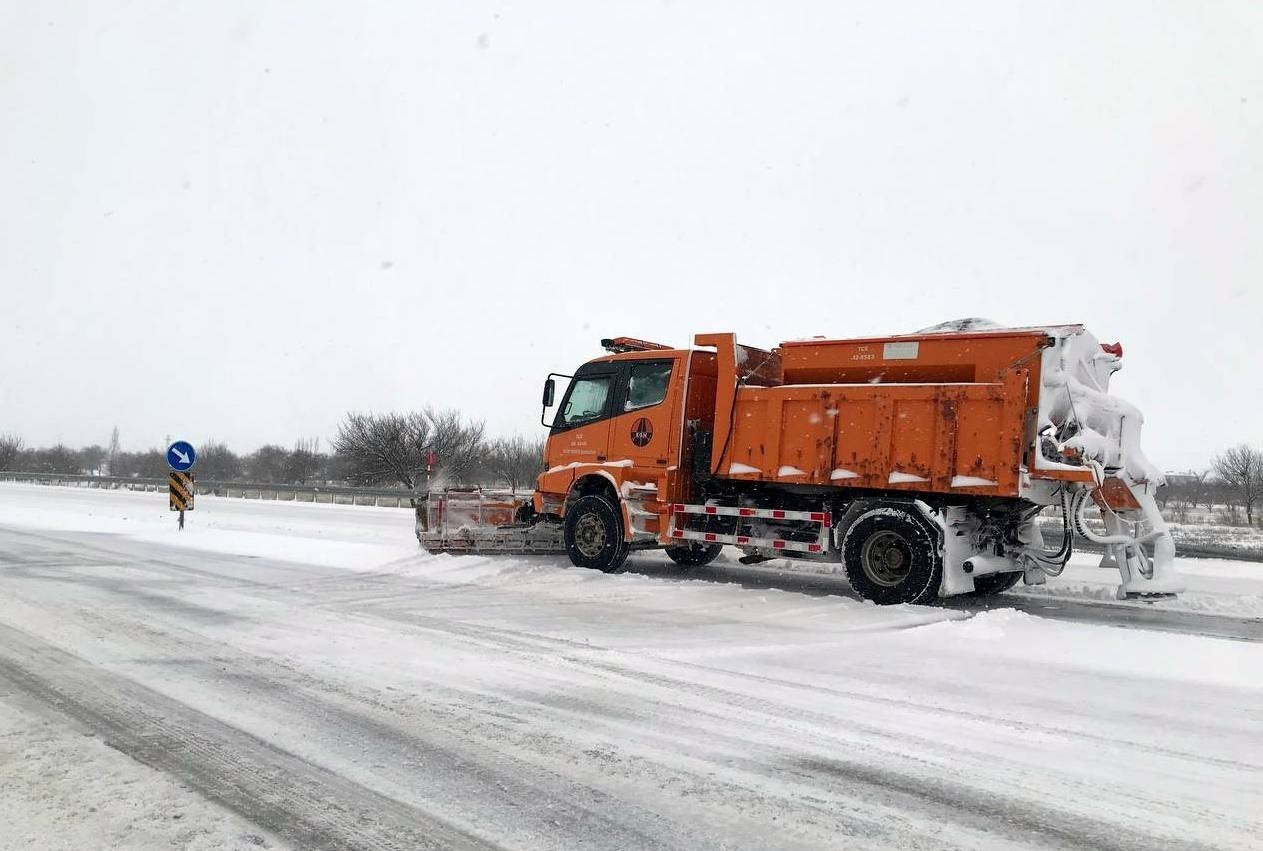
1;482;1261;849
1040;514;1263;561
1162;520;1263;558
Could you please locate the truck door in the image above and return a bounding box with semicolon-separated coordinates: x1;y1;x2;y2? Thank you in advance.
607;358;679;472
549;366;618;466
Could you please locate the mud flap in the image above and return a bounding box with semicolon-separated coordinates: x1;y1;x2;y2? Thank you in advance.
938;505;977;597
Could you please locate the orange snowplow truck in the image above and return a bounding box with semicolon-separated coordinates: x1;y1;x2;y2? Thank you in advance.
421;326;1184;604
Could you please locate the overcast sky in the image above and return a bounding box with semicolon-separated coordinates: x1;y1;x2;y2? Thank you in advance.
2;2;1259;471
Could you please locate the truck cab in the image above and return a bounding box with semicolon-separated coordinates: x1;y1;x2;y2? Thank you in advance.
531;340;718;568
547;355;676;472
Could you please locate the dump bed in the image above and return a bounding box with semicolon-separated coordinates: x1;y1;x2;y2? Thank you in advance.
704;328;1086;498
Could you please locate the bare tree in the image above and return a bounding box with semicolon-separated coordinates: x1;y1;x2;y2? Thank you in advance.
333;408;486;504
78;444;107;474
324;448;361;485
483;435;545;492
425;408;486;486
1191;468;1213;511
1213;444;1263;525
198;441;242;481
106;426;120;474
0;434;22;470
246;445;290;483
334;412;433;500
28;444;82;474
285;438;325;484
113;449;168;478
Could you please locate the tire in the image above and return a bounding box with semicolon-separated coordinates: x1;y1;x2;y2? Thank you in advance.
564;494;630;573
842;507;942;605
967;571;1023;597
665;542;723;569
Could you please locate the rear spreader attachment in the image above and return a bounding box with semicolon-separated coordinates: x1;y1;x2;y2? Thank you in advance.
1077;475;1183;600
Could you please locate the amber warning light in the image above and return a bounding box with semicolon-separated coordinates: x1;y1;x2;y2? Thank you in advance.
601;336;672;354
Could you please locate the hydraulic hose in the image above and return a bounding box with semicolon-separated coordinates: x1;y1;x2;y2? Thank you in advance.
1023;552;1064;577
1073;487;1135;546
1021;489;1078;577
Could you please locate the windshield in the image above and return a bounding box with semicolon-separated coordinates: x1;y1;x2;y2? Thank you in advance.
558;375;612;428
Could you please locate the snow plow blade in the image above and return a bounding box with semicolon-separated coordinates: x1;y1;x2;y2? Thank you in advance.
417;489;565;554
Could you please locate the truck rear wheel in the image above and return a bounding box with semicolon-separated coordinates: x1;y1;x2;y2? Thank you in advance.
842;507;942;605
564;494;630;574
665;542;723;569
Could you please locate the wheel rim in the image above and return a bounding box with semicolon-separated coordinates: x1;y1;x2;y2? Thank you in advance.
860;530;912;587
574;512;608;558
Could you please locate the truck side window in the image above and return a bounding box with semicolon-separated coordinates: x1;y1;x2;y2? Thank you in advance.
625;361;673;411
560;376;612;427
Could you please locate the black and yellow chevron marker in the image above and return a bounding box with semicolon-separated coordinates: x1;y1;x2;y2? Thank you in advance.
169;471;194;511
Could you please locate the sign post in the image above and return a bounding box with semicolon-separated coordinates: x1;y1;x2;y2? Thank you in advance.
169;471;194;528
167;441;197;529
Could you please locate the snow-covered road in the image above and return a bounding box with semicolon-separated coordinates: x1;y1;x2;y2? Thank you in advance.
1;483;1261;849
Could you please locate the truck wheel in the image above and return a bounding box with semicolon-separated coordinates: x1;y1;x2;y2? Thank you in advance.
842;507;942;605
564;494;630;573
967;571;1022;597
665;542;723;569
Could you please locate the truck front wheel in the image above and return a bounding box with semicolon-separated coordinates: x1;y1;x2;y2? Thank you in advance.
842;508;942;605
564;494;631;573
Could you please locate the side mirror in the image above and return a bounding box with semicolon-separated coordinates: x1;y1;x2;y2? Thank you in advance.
541;373;571;428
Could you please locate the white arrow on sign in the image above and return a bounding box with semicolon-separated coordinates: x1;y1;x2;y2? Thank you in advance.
170;447;191;465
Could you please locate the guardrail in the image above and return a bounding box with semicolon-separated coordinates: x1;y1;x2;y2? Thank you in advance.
0;471;422;508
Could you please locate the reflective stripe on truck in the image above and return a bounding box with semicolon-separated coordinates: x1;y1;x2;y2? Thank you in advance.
668;503;831;554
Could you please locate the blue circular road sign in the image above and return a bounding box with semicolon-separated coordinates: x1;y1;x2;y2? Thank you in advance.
167;440;197;472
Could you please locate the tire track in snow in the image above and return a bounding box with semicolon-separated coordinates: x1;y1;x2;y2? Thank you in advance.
336;602;1253;849
0;622;495;851
0;541;1000;847
3;527;1257;847
59;603;728;850
343;598;1259;773
792;757;1220;851
665;657;1261;772
4;532;793;847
